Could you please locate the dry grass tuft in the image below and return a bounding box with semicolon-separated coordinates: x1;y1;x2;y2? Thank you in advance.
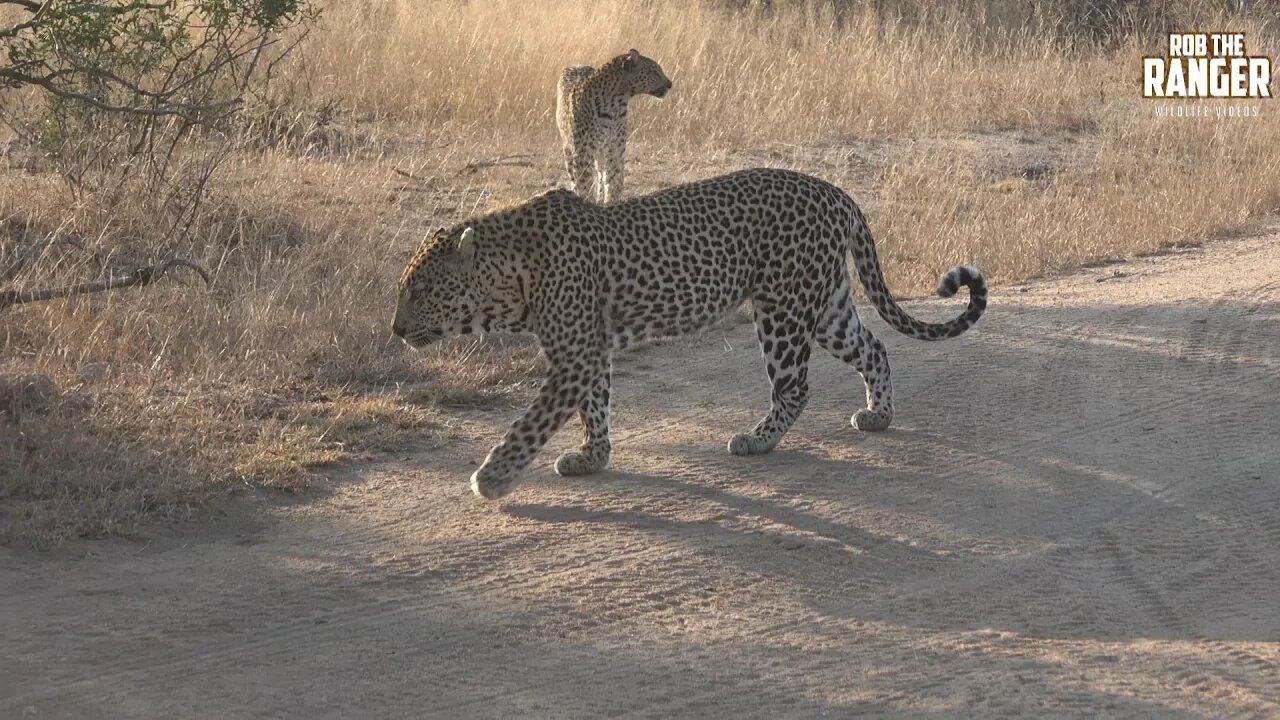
0;371;452;546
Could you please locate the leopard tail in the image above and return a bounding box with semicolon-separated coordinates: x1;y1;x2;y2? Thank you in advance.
846;208;987;341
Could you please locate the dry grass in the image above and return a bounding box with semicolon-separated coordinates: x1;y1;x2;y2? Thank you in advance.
0;373;457;546
3;0;1279;545
872;117;1280;290
300;0;1106;144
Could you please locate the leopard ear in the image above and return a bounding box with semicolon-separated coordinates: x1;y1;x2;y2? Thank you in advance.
622;50;636;70
457;227;476;264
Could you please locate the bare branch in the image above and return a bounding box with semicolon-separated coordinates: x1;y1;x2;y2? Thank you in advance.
0;0;44;13
0;17;43;40
0;258;212;311
0;0;49;40
460;155;535;174
0;68;241;122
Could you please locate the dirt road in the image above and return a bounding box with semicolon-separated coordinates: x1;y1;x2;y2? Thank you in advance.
4;230;1280;718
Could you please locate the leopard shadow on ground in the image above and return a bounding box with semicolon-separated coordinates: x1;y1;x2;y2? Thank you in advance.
504;296;1280;648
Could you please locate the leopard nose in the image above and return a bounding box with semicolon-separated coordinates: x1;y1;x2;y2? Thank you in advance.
391;321;406;338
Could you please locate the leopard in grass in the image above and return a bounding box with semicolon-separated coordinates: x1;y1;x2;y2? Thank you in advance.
393;168;987;500
555;49;672;204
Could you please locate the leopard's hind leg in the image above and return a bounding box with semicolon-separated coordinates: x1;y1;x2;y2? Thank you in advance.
814;279;894;431
728;299;814;456
554;360;612;476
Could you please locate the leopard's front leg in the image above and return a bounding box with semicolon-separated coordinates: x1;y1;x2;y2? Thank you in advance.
471;351;606;500
597;125;626;203
565;144;596;201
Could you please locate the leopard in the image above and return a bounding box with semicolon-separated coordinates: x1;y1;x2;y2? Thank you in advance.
555;49;672;204
392;168;988;500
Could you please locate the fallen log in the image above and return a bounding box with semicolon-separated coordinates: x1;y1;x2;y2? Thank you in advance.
0;257;211;312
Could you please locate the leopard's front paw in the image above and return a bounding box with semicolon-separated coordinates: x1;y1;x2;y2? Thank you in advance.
470;465;519;500
554;450;609;477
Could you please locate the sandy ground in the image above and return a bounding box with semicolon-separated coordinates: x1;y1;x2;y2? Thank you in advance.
3;227;1280;718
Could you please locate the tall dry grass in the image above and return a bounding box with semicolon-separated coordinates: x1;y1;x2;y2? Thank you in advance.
874;116;1280;290
297;0;1108;144
3;0;1279;544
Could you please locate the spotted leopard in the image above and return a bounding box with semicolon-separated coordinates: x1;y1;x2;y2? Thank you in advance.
393;168;987;499
555;49;672;203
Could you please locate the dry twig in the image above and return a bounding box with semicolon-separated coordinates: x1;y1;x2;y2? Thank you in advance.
0;257;211;311
460;155;534;174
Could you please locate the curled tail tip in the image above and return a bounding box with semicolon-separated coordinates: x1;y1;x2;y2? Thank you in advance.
937;265;985;298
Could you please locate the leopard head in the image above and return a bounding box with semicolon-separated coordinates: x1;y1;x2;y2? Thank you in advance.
615;48;672;98
392;226;489;347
